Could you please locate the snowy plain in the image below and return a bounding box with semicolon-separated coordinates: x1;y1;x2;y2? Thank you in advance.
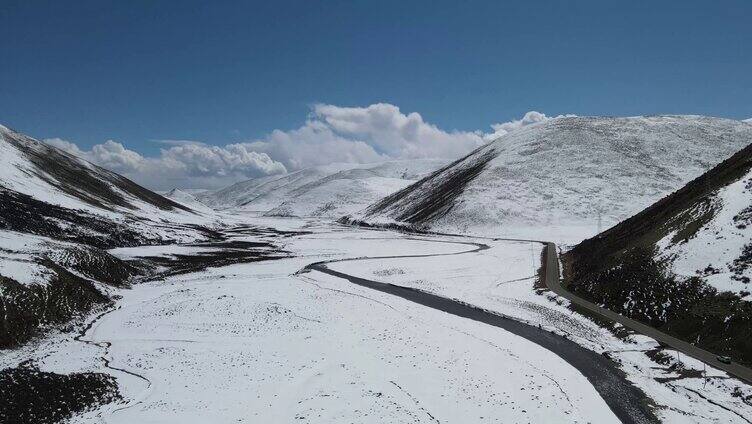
3;216;751;423
329;234;752;423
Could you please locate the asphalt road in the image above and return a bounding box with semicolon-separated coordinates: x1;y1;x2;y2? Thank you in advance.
304;237;658;424
544;242;752;385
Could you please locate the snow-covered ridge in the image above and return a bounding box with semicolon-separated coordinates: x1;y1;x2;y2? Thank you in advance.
0;125;221;246
163;188;215;214
197;159;447;218
1;125;184;214
358;115;752;243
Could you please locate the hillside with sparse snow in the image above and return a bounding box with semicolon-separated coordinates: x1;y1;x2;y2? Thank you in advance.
0;124;219;349
356;116;752;242
656;167;752;297
198;159;447;217
564;141;752;364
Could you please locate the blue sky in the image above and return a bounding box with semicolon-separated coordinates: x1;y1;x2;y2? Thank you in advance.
2;1;751;188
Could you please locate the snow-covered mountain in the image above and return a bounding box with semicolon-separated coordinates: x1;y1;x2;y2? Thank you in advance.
164;188;215;214
198;159;447;217
563;141;752;364
0;124;214;246
355;116;752;242
0;125;188;214
0;124;217;348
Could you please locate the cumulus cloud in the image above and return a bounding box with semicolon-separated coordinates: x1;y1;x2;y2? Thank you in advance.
245;119;388;170
45;104;566;190
242;103;485;169
45;138;287;190
45;137;87;157
47;137;145;173
90;140;146;173
160;143;287;177
484;111;575;141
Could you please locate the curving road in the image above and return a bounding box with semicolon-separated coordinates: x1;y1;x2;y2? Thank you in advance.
353;226;752;385
303;235;659;424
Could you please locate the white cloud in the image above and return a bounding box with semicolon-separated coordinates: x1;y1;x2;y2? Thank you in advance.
242;103;485;169
160;143;287;177
45;137;87;156
743;118;752;123
45;105;565;190
313;103;483;159
244;119;388;170
484;111;575;141
90;140;146;173
45;138;287;190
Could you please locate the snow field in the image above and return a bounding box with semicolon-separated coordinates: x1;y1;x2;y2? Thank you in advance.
330;235;752;423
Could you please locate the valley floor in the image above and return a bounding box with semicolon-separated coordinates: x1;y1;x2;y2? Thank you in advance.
3;217;752;423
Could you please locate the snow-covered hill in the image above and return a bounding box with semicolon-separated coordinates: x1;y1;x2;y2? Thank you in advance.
656;164;752;297
0;124;218;349
567;140;752;298
356;116;752;242
164;188;215;214
198;159;447;217
0;125;189;215
197;164;356;210
0;124;214;245
564;141;752;364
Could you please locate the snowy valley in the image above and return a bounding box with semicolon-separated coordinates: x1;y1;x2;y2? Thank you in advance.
2;118;752;424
